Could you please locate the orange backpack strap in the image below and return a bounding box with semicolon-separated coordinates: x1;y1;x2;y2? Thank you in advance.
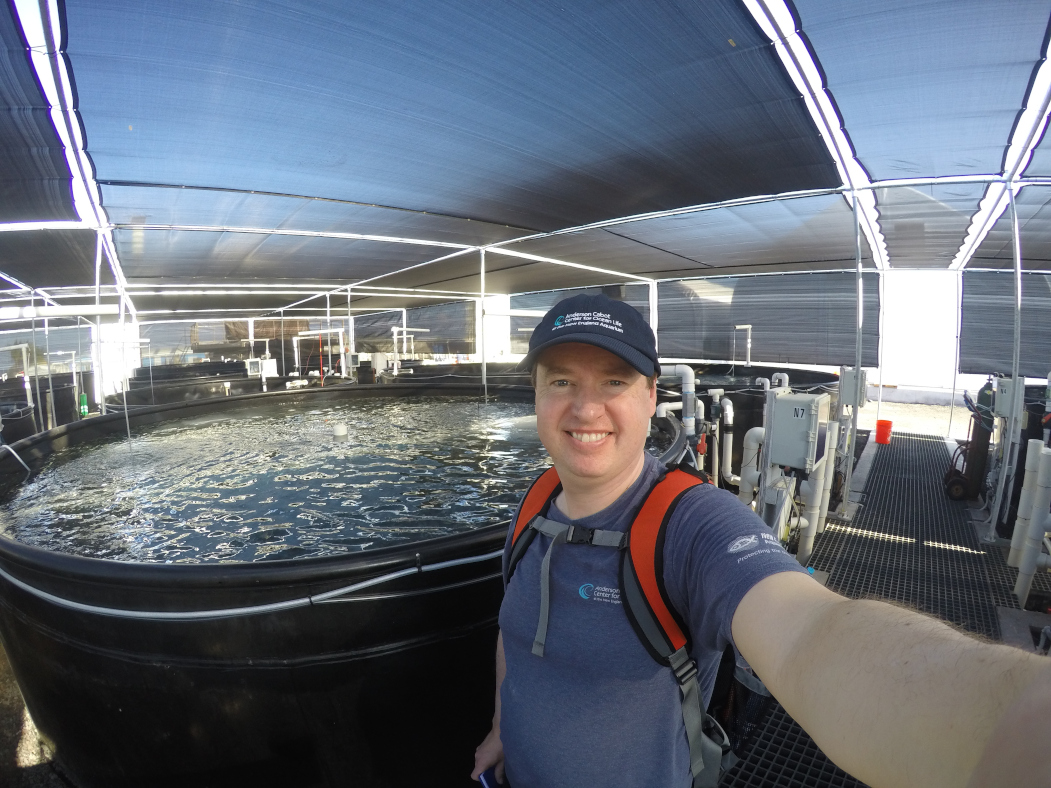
620;468;705;663
504;467;561;586
620;469;733;787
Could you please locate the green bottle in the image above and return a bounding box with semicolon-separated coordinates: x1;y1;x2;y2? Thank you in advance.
79;392;88;417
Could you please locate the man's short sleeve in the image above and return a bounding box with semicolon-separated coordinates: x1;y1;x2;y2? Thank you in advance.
662;484;809;655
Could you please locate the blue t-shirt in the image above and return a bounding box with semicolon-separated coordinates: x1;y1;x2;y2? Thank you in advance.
499;453;808;788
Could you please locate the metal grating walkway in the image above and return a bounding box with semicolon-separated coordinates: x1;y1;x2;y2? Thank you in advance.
721;431;1051;788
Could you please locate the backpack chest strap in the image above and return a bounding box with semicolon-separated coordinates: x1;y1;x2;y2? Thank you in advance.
528;515;626;657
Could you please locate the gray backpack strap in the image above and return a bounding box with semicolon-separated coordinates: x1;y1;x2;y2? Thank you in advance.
669;646;733;788
532;522;568;657
527;516;626;658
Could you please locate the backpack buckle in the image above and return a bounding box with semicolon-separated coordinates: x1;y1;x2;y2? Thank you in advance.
565;525;595;545
673;656;699;686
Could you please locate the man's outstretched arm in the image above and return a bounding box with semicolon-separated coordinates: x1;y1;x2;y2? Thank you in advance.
732;572;1051;788
471;631;506;783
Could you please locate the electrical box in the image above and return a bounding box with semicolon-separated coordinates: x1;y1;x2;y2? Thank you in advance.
246;358;278;378
839;366;867;407
767;391;832;472
994;378;1015;418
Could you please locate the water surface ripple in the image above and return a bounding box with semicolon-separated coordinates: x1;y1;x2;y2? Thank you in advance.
0;398;556;563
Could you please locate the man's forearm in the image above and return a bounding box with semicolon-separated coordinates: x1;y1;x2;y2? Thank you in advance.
966;666;1051;787
493;631;505;729
735;573;1051;788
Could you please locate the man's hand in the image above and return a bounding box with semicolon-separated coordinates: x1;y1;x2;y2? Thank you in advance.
472;631;507;783
471;725;505;783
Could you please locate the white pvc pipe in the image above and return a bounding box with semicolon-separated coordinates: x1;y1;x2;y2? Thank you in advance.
656;402;682;419
771;372;790;389
721;397;734;427
817;421;840;534
1009;439;1046;567
661;364;696;435
796;456;829;566
738;427;765;506
720;397;739;485
1016;446;1051;606
755;376;771;424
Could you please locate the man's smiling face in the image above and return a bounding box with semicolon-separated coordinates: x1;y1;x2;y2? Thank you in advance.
533;342;656;493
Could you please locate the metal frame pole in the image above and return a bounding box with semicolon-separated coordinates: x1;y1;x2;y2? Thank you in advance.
280;310;286;376
44;318;54;429
347;288;355;356
947;269;962;436
95;231;106;415
985;183;1026;540
76;316;84;416
30;294;43;433
118;291;131;440
841;191;864;511
326;293;332;374
648;280;659;354
876;270;886;423
480;249;487;402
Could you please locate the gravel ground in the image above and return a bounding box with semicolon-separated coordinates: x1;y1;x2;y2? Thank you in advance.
0;642;65;787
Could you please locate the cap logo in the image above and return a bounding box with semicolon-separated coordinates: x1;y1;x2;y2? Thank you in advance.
550;310;624;334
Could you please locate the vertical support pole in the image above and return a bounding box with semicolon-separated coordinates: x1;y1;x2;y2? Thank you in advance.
18;345;32;416
95;231;106;415
70;351;78;418
986;183;1026;540
840;191;864;511
948;269;962;436
280;310;286;376
148;343;155;405
401;309;408;356
876;270;886;423
347;288;355;356
76;316;84;417
30;294;43;433
44;318;54;430
480;248;488;402
118;290;131;441
648;280;659;355
326;293;332;374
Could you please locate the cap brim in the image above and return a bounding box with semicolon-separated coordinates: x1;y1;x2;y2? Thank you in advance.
517;334;656;377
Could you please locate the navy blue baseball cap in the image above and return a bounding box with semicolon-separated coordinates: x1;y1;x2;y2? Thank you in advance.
519;294;659;377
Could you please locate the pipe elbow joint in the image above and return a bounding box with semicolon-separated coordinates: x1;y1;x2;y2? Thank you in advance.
720;397;734;426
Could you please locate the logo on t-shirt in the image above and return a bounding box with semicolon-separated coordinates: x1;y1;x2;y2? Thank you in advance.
578;583;621;604
727;534;759;553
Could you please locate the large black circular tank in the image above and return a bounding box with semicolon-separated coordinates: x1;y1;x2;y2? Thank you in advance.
0;383;528;788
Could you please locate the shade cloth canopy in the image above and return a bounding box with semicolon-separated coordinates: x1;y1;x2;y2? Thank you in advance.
0;0;1050;332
